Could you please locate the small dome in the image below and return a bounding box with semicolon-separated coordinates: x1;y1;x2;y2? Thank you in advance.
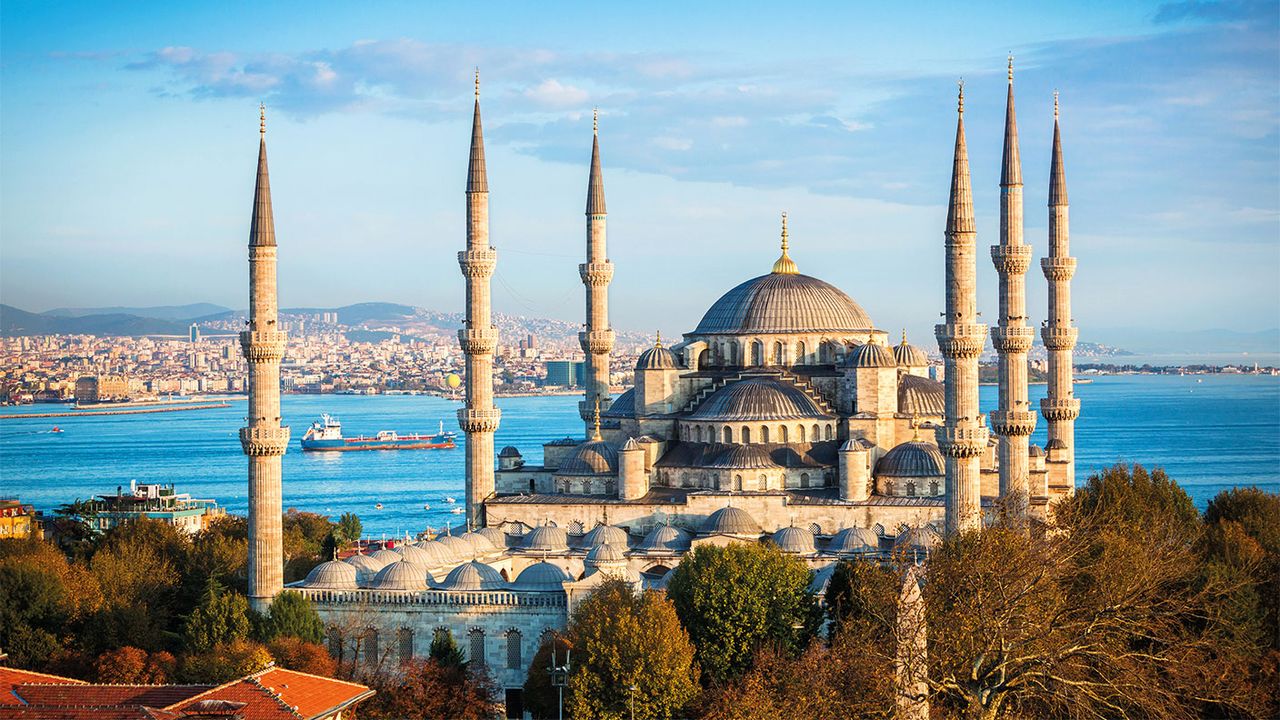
1028;444;1045;458
707;444;781;470
845;342;897;369
414;541;456;567
438;560;506;591
460;531;497;556
435;535;474;561
636;524;691;553
895;525;942;553
585;541;627;565
303;560;358;589
701;506;762;536
343;553;388;585
512;561;572;592
636;343;681;371
1046;438;1067;450
523;525;569;553
826;527;880;555
898;374;945;415
582;524;630;548
475;526;508;548
558;440;618;476
395;543;437;568
370;559;431;591
690;376;831;422
620;437;643;452
876;441;946;478
499;446;522;458
893;337;930;367
368;548;402;565
770;525;816;554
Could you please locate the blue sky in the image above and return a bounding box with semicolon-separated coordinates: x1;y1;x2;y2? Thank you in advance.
1;0;1277;343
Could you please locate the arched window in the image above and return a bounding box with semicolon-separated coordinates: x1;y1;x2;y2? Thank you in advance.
930;480;940;495
327;627;342;659
761;425;770;443
582;480;593;495
885;480;895;495
796;341;806;364
751;340;764;366
773;341;784;365
812;424;821;441
779;425;789;443
819;342;832;364
680;473;689;487
734;475;743;491
364;628;379;666
529;478;536;493
697;426;705;443
798;424;806;443
824;424;833;441
697;349;709;370
906;482;916;496
800;472;810;488
758;473;767;488
398;628;414;665
724;426;733;443
741;426;751;444
506;630;523;670
729;341;740;366
469;628;486;666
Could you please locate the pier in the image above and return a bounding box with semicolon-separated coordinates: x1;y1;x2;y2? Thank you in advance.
0;403;231;419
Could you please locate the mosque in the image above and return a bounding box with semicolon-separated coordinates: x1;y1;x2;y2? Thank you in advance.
241;60;1081;717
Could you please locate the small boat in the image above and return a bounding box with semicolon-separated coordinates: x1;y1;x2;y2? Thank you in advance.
423;503;431;511
50;426;63;433
444;496;456;504
301;414;457;451
374;503;384;510
450;507;464;515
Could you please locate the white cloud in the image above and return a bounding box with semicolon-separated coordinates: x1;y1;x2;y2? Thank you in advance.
522;78;589;108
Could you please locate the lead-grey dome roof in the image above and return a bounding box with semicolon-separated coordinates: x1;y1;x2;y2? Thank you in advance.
582;523;630;548
512;561;572;591
523;525;569;553
845;342;897;369
585;541;627;565
693;272;874;335
894;337;930;367
435;535;473;561
368;548;402;565
689;376;832;422
898;374;945;416
437;561;506;591
304;559;359;589
770;525;816;554
636;344;681;371
701;506;762;536
636;524;691;552
707;444;781;470
475;526;508;548
875;441;946;478
558;440;618;476
895;524;942;553
414;540;456;567
343;553;387;585
370;559;431;591
826;527;880;555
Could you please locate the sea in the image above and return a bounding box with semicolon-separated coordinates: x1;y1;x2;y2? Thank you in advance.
1;375;1277;537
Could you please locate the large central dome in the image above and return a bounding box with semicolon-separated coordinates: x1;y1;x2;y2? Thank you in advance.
693;272;874;335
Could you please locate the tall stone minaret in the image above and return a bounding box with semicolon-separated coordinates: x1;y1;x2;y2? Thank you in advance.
935;83;988;535
241;105;290;612
1040;93;1079;493
457;72;501;528
989;57;1036;521
579;108;614;436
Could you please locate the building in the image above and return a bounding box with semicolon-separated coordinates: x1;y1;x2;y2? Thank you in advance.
189;323;201;343
77;482;225;535
73;375;129;404
264;60;1082;719
544;360;585;388
0;499;36;539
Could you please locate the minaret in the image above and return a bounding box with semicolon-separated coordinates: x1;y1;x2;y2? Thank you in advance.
457;72;501;528
935;82;988;535
989;57;1036;522
1040;93;1080;493
241;105;290;612
579;108;615;435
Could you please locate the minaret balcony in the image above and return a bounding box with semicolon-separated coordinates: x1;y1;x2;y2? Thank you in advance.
990;327;1035;354
1040;398;1081;421
457;407;502;433
579;261;615;286
1040;326;1079;350
934;323;988;359
990;245;1034;275
579;329;616;354
990;410;1038;436
934;425;989;457
239;426;291;456
1041;257;1077;281
458;248;498;277
458;327;499;355
239;330;287;362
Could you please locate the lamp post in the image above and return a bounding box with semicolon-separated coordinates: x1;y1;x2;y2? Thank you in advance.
550;639;571;720
629;684;637;720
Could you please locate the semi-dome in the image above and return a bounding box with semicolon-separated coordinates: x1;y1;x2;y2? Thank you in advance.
693;272;874;335
898;374;945;416
826;527;880;555
512;561;573;592
558;440;618;476
414;540;456;567
690;376;831;421
636;340;681;371
701;506;762;536
1028;444;1045;458
845;342;897;369
894;335;930;367
370;559;431;591
706;444;781;470
636;524;691;553
438;560;507;591
303;559;359;589
770;525;816;554
523;525;569;553
875;441;946;478
582;523;630;548
368;548;402;565
344;553;388;585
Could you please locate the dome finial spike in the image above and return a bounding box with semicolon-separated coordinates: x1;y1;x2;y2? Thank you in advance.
901;328;907;344
1008;54;1014;84
771;211;799;274
259;103;266;136
474;68;480;99
593;106;598;135
655;330;662;349
957;79;965;114
591;398;602;441
1054;90;1059;120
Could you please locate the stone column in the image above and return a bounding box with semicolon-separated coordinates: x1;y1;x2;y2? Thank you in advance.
457;76;501;528
989;59;1036;522
579;111;615;434
241;107;290;613
935;83;988;535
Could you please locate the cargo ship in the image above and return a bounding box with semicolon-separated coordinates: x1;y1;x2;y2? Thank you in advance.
300;414;457;452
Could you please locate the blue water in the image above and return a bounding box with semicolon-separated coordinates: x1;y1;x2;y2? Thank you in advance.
1;376;1276;536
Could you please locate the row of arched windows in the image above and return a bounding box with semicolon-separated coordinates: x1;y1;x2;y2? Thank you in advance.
346;626;527;669
654;469;834;491
680;422;835;444
707;338;846;368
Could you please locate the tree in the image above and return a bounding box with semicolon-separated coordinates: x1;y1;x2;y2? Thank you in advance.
0;563;72;668
93;646;175;684
429;627;467;668
267;636;338;676
1204;487;1280;553
1055;463;1200;541
88;538;181;650
362;659;501;720
260;590;325;644
666;543;819;682
336;512;363;545
523;632;574;720
183;515;249;599
824;559;899;641
183;580;251;653
565;578;700;720
178;638;273;684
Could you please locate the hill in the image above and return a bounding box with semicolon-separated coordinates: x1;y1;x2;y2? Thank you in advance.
0;305;190;337
41;303;231;320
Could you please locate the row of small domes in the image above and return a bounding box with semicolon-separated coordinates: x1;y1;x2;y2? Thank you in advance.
303;556;578;592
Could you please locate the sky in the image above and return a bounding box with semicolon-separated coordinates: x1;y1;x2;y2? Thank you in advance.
1;0;1277;343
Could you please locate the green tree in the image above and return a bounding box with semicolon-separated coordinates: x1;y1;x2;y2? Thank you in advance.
523;632;573;720
824;559;899;641
565;578;700;720
429;628;466;668
183;580;251;653
0;563;70;668
666;543;819;682
336;512;363;544
177;638;273;683
259;590;325;644
1202;487;1280;652
1055;463;1200;540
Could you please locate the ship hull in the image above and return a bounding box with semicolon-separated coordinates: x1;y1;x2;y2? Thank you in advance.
300;437;456;452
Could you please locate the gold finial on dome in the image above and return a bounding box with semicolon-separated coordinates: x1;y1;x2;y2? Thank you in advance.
259;103;266;136
901;328;907;344
591;398;602;441
772;211;798;274
655;330;663;349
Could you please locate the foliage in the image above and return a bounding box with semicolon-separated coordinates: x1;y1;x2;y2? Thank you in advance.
666;542;820;682
523;632;573;720
429;627;467;668
0;562;72;667
1204;486;1280;553
564;578;700;720
823;559;899;641
335;512;363;544
88;537;182;650
177;638;273;684
92;646;175;684
259;590;325;644
183;580;251;653
1202;487;1280;654
361;659;501;720
183;515;248;598
282;509;338;583
1056;462;1200;540
267;636;338;676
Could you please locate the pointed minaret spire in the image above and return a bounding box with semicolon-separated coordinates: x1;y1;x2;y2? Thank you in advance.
249;105;275;248
467;69;488;193
1049;93;1067;207
991;56;1036;527
936;79;987;535
772;211;798;274
579;108;615;436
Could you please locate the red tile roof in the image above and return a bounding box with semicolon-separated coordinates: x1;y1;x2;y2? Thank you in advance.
12;685;209;708
172;668;374;720
0;668;85;706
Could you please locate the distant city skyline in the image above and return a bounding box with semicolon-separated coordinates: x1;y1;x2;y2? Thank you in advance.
1;0;1277;343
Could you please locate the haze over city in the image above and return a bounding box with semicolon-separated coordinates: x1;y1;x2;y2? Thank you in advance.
2;0;1277;344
